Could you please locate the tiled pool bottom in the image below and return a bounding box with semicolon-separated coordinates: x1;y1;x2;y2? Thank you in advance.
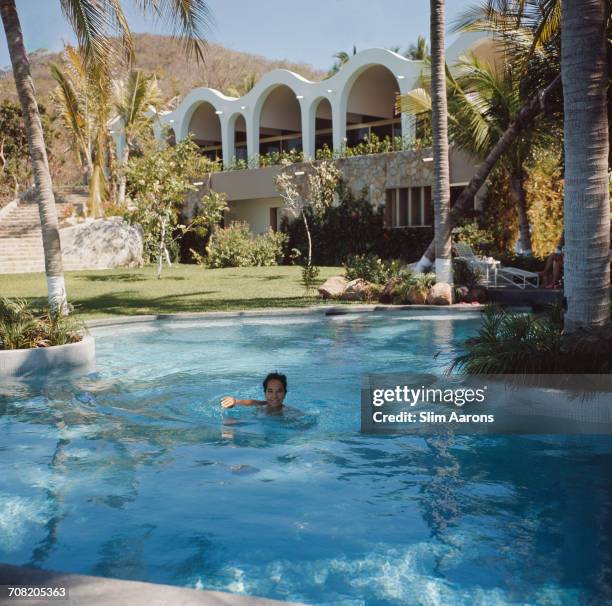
1;312;611;605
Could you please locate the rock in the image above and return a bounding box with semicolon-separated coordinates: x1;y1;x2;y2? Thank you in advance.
380;278;400;303
455;285;470;303
406;285;428;305
467;286;487;303
61;217;144;270
342;278;374;301
427;282;453;305
318;276;349;299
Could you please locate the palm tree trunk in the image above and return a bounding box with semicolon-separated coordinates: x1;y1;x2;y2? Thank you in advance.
430;0;452;283
561;0;610;332
509;169;533;256
414;73;561;272
117;144;130;205
1;0;67;311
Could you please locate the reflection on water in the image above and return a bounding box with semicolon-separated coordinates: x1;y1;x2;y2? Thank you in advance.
1;314;611;605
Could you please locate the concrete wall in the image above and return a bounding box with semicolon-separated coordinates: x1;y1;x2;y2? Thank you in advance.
226;196;287;234
210;147;481;235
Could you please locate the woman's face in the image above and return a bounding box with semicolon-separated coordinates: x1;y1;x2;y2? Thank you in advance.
265;379;286;408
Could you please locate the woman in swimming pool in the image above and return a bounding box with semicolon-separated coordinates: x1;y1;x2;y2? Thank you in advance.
220;372;287;413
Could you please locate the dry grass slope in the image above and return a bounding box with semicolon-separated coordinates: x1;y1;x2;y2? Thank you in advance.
0;34;324;105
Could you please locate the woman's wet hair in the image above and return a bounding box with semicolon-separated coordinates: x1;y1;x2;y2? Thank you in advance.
263;372;287;393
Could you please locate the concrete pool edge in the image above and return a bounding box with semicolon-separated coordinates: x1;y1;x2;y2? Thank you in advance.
0;335;95;378
0;563;307;606
84;303;514;329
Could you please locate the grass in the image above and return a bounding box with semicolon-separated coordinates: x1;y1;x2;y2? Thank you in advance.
0;265;343;320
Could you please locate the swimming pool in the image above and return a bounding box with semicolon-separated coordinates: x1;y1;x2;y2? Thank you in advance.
1;311;611;605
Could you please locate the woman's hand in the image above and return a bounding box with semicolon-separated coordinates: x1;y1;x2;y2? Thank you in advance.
221;396;236;409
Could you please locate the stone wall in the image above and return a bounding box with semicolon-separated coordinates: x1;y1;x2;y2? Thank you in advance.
281;149;435;209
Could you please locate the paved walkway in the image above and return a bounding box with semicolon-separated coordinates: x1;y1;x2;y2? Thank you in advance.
0;564;306;606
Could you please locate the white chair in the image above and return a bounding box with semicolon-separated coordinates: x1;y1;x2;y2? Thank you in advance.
453;242;540;289
452;242;499;285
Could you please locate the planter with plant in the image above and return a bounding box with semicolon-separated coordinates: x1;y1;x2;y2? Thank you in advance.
0;298;94;376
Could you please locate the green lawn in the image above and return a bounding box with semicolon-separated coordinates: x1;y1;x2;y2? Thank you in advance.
0;265;343;319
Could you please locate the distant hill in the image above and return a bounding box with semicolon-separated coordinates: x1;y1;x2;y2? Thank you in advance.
0;33;325;106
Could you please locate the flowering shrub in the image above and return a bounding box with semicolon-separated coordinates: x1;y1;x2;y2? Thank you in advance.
343;253;402;285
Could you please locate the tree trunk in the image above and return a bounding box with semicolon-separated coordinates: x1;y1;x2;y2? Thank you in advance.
561;0;610;332
430;0;452;283
302;212;313;267
1;0;67;312
414;73;562;272
509;169;533;256
157;216;167;279
117;144;130;206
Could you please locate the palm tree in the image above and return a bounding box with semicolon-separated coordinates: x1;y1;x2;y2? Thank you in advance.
51;46;112;217
114;70;162;205
561;0;610;332
430;0;453;283
326;45;358;77
400;52;557;255
0;0;211;312
406;35;429;60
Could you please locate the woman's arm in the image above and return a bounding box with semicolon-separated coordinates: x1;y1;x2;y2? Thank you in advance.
221;396;266;409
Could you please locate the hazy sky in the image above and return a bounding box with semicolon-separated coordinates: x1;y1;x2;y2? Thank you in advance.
1;0;475;71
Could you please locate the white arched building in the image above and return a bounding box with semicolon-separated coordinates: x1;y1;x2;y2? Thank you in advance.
118;33;494;235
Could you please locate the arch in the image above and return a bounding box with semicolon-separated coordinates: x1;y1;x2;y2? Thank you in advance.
230;113;247;163
342;64;402;149
312;97;333;157
256;84;303;157
187;101;223;162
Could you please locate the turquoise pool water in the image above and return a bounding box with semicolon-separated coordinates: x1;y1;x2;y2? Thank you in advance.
1;312;611;605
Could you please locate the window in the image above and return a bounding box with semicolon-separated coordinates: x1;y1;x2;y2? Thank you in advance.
269;207;279;232
384;186;433;227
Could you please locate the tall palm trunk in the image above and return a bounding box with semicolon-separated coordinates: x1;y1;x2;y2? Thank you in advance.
561;0;610;332
430;0;452;283
509;168;533;256
1;0;67;311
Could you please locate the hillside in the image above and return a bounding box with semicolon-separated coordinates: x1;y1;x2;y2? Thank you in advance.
0;34;325;106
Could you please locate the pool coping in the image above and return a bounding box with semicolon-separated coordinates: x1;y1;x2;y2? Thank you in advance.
84;302;519;329
0;563;307;606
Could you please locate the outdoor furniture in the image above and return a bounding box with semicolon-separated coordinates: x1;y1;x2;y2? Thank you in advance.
496;266;540;289
453;242;540;289
453;242;500;286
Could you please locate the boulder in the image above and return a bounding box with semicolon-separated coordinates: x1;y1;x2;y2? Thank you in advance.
342;278;374;301
406;285;428;305
318;276;349;299
467;286;487;304
61;217;144;270
380;278;400;303
427;282;453;305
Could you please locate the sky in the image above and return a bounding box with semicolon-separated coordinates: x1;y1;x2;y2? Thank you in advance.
1;0;475;72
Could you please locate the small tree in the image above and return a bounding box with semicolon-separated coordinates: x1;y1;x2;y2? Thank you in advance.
274;160;341;268
126;139;214;278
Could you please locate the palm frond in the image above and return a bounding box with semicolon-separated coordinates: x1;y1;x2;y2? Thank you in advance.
396;87;431;115
59;0;133;71
133;0;213;63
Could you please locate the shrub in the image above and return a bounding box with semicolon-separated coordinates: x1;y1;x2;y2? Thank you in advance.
0;298;84;350
394;272;436;303
452;258;483;289
301;264;321;293
449;306;563;374
282;183;432;265
343;253;402;285
206;221;287;268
